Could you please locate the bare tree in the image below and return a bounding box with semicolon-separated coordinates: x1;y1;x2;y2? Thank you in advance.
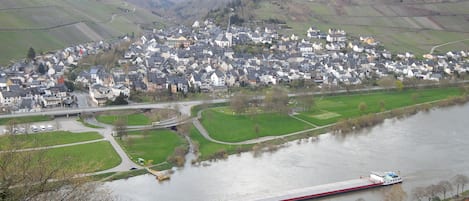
377;76;396;91
0;135;112;201
176;122;192;137
425;184;440;201
263;87;289;114
113;117;127;140
5;119;19;134
437;180;453;199
453;174;469;195
358;102;368;114
395;80;404;91
384;184;407;201
254;123;260;138
230;92;250;114
142;128;150;139
379;100;386;112
412;186;426;201
297;94;315;112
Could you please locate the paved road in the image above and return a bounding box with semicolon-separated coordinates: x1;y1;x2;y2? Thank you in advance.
82;117;143;172
0;99;227;119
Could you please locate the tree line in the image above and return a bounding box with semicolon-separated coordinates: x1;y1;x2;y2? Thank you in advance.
412;174;469;201
229;87;315;115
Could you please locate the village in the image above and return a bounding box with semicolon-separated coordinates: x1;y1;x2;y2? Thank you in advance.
0;19;468;112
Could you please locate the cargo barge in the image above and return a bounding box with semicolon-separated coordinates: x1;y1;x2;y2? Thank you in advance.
252;172;402;201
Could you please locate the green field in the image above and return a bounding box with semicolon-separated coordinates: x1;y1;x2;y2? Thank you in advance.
295;87;462;126
0;131;102;151
96;113;151;126
189;126;252;161
43;141;121;172
117;129;185;165
201;108;313;143
0;115;53;125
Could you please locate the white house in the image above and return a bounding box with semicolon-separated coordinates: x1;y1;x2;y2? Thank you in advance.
210;70;226;87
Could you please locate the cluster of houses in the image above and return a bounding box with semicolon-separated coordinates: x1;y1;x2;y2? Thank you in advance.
0;40;117;113
1;19;468;110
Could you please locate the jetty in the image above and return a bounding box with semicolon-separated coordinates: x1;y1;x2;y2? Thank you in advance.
145;167;170;181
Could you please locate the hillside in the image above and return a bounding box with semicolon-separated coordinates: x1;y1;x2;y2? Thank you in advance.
209;0;469;55
0;0;164;65
126;0;231;25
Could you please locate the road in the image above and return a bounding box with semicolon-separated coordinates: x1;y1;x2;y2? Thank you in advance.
0;99;226;119
2;82;469;120
2;82;468;175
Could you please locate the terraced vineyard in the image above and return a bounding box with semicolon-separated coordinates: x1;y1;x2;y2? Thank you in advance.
0;0;164;64
215;0;469;55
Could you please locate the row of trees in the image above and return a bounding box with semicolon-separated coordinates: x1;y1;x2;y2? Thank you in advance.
230;87;316;115
412;174;469;201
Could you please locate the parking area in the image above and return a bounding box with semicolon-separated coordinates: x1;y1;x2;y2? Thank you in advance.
2;124;55;135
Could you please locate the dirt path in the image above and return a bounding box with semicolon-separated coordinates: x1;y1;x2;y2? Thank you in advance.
0;139;105;153
430;38;469;54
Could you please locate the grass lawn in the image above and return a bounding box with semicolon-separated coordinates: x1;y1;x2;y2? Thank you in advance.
117;129;185;165
0;131;103;151
201;109;313;143
295;87;462;126
0;115;53;125
43;141;121;173
96;113;151;126
189;126;252;161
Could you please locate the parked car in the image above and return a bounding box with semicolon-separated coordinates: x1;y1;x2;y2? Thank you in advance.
46;125;53;131
31;125;39;132
40;125;46;131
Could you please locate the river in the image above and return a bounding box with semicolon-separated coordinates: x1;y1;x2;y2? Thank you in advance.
106;104;469;201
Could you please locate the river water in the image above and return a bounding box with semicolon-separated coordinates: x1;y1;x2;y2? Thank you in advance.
106;104;469;201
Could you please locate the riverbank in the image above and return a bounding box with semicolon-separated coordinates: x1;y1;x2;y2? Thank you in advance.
189;87;468;162
105;102;469;201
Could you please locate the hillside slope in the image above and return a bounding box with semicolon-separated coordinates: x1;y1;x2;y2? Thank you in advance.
126;0;231;25
0;0;164;65
210;0;469;55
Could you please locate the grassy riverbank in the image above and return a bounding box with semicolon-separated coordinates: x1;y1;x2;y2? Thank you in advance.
117;129;185;165
201;109;313;143
190;126;252;161
199;87;461;143
0;131;102;150
44;141;121;172
295;87;461;126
